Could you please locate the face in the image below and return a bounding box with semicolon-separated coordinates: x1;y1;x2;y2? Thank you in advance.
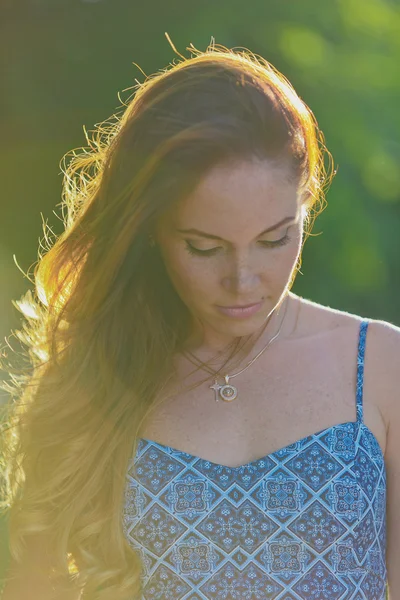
154;158;305;350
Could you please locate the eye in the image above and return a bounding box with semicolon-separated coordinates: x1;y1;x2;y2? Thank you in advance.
184;231;291;257
185;241;221;256
259;232;291;248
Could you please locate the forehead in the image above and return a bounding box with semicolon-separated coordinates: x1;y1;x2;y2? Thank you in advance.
168;159;300;237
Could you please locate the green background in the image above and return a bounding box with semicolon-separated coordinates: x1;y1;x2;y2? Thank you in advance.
0;0;399;589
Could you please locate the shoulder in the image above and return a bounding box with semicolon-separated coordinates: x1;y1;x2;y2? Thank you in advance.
294;293;400;426
296;291;400;364
294;292;398;344
292;293;365;337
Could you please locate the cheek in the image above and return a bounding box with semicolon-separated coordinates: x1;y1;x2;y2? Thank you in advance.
260;237;302;282
161;248;216;300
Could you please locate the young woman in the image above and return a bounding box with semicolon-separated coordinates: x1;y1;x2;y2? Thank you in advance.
1;41;399;600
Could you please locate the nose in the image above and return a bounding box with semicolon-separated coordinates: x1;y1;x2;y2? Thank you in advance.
221;257;261;296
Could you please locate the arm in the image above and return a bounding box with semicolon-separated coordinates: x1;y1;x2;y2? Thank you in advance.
386;349;400;600
367;319;400;598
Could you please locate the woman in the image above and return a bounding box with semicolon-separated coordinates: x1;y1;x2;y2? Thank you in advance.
1;41;399;600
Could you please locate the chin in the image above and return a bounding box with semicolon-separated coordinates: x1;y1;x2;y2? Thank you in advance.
215;316;263;336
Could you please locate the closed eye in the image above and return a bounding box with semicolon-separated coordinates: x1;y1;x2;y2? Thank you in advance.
185;232;291;257
259;233;291;248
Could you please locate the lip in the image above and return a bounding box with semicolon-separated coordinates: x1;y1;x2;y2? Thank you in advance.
216;301;263;318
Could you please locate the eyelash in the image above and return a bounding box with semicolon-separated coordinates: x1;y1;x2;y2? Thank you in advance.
185;233;291;257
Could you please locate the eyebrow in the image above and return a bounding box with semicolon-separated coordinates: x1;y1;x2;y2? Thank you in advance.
176;216;297;241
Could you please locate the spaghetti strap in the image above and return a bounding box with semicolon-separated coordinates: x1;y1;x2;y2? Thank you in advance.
356;319;369;424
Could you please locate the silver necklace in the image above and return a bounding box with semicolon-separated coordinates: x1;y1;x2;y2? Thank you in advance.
184;294;289;402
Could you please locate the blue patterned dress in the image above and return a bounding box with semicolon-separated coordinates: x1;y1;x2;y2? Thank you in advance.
123;320;387;599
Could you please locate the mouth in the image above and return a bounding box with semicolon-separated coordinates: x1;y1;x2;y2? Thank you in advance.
215;301;263;318
223;302;261;309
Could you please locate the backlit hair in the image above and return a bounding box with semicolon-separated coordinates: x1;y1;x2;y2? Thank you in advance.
0;39;334;598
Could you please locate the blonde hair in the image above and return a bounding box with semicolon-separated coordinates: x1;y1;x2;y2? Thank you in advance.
0;39;334;598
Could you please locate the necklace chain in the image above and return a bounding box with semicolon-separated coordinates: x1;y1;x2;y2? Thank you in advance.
184;304;275;378
183;294;289;402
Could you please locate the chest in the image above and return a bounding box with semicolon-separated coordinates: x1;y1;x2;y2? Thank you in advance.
139;330;386;467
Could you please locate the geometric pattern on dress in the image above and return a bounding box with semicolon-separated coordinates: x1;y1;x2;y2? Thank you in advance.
123;320;387;598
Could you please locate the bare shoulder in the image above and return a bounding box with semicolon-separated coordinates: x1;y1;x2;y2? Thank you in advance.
295;293;398;339
292;293;366;336
295;293;400;425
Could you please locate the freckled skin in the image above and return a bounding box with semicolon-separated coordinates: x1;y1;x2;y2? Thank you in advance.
154;158;305;352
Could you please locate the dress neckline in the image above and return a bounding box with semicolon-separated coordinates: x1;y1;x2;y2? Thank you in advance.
137;320;376;470
138;420;383;471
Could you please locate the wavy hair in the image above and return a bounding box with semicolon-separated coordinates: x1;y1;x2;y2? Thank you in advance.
0;40;334;599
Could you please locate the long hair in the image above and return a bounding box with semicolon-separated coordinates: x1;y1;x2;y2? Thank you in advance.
0;41;334;599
